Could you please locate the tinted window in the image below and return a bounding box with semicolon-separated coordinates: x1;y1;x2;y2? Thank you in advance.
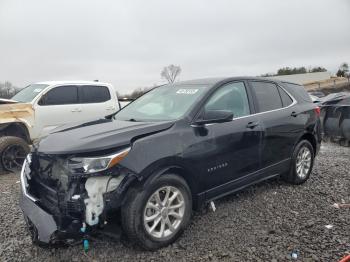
278;86;293;107
250;81;282;112
79;85;111;103
41;86;78;105
205;82;250;118
282;82;312;103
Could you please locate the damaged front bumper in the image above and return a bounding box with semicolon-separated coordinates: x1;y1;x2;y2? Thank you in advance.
19;191;58;243
19;154;136;245
19;155;58;243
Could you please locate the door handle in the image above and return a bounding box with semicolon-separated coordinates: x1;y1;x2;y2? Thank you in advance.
71;108;82;112
246;121;259;129
291;111;298;117
106;106;115;110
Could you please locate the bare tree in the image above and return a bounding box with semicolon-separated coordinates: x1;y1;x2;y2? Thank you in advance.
161;64;181;83
0;81;18;99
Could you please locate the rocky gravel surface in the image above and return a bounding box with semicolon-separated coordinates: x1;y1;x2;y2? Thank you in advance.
0;142;349;261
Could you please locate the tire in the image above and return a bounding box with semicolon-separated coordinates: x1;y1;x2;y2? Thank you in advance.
283;140;315;185
0;136;30;173
121;174;192;250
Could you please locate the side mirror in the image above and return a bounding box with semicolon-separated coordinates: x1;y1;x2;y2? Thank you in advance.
194;110;233;126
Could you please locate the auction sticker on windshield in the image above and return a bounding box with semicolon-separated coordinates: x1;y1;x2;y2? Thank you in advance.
176;89;199;95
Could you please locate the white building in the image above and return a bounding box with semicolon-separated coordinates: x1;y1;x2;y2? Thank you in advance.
270;71;331;85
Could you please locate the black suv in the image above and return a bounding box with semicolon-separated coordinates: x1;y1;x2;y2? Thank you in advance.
20;77;321;250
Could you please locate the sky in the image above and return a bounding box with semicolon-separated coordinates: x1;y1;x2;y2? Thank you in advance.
0;0;349;94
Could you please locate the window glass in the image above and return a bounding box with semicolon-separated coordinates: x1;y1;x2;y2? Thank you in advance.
282;82;312;103
12;84;48;102
204;82;250;118
278;86;293;107
115;84;210;121
41;85;78;105
79;85;111;103
250;81;282;112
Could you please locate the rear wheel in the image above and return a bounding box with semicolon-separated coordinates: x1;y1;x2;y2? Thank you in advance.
0;136;30;173
121;174;192;250
283;140;314;184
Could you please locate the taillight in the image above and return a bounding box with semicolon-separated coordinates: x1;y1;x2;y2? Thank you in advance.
314;106;321;117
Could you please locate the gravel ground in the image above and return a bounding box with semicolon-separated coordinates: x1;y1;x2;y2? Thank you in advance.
0;142;349;262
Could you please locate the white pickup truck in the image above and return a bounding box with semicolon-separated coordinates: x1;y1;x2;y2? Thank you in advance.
0;81;120;172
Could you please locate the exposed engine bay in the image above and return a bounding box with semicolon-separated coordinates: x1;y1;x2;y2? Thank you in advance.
20;151;136;245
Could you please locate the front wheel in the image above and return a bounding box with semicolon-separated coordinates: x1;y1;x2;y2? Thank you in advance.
283;140;315;185
121;174;192;250
0;136;30;173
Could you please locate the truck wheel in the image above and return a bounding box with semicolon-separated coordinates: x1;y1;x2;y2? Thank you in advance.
121;174;192;250
283;140;315;185
0;136;30;173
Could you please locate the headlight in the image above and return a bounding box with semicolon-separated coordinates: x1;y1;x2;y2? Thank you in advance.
68;147;130;174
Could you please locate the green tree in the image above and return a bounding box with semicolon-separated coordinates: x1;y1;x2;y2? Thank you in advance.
277;67;307;75
336;62;349;77
310;67;327;73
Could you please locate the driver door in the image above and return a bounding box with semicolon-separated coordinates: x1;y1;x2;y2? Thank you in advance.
193;81;263;198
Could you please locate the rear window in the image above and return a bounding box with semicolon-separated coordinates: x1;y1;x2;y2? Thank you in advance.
250;81;283;112
79;85;111;103
278;86;293;107
282;82;312;103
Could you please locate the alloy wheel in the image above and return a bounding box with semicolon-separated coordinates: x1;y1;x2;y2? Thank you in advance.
143;186;185;239
296;146;312;179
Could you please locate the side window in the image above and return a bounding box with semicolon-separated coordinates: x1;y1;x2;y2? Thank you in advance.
79;85;111;103
204;82;250;118
278;86;293;107
283;82;312;103
250;81;282;112
40;85;78;105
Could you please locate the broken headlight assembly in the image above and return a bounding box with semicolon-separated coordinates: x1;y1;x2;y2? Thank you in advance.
68;147;130;174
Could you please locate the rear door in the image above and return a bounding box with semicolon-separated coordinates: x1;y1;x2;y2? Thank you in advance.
192;81;263;197
33;85;82;137
78;85;118;120
248;81;302;169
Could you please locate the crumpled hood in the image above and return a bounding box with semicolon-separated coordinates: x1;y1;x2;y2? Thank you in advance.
37;119;174;154
0;102;33;123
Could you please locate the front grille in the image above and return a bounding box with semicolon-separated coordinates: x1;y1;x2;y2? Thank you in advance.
27;152;84;218
30;176;60;214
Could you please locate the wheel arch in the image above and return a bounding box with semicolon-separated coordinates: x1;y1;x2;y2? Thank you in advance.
124;159;201;209
298;132;317;154
0;122;31;143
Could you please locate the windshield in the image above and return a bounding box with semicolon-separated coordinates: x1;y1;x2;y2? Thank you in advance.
12;84;48;102
115;84;209;121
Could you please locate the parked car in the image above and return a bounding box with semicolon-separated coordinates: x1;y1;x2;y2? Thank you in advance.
118;97;134;108
0;81;120;172
309;94;322;104
318;92;350;145
308;91;325;98
20;77;321;250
